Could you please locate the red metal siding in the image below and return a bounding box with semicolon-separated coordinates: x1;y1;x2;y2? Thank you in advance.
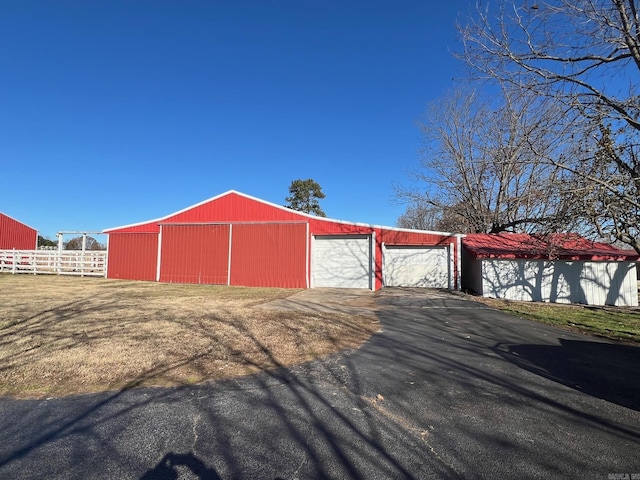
307;219;373;235
105;192;309;234
379;229;455;246
104;218;160;234
230;223;307;288
104;191;461;290
164;192;308;224
107;233;158;281
109;222;160;234
0;213;37;249
159;224;230;284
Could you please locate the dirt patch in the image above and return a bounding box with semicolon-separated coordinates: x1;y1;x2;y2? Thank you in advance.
0;275;379;399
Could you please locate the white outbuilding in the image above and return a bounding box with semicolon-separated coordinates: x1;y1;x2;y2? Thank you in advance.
462;233;639;307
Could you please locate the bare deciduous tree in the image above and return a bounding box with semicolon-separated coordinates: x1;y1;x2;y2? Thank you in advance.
396;202;441;231
65;236;106;251
397;88;577;234
460;0;640;251
577;123;640;250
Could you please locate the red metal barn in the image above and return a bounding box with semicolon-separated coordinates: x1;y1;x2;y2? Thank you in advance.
0;212;37;249
104;191;462;290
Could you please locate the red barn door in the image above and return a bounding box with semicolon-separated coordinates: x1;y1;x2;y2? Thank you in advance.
159;224;230;284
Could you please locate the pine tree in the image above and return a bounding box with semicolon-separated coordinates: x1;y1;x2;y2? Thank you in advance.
285;179;327;217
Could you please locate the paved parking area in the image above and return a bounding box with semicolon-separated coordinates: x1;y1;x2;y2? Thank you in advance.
0;288;639;479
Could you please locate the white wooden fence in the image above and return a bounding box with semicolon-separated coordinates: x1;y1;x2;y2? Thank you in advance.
0;249;107;277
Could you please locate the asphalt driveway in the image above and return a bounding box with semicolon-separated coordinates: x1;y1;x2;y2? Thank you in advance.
0;288;639;479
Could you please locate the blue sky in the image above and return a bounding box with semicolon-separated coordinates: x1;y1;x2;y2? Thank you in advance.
1;1;471;240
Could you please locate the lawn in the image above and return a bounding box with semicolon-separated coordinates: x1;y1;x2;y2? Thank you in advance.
0;275;379;399
474;296;640;344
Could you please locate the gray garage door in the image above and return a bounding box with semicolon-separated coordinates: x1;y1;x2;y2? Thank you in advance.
383;245;450;288
312;235;372;289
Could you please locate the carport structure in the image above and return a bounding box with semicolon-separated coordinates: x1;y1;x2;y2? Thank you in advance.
104;190;462;290
462;233;639;306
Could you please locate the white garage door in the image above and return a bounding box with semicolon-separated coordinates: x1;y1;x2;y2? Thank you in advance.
383;245;450;288
312;235;372;289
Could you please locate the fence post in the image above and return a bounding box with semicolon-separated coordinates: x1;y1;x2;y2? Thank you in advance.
81;235;87;277
0;249;106;277
56;233;63;274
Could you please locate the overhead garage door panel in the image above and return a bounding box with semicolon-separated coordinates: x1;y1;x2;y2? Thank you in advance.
384;246;449;288
313;235;372;289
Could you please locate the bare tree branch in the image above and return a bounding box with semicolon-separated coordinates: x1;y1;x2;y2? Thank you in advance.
396;87;579;234
460;0;640;251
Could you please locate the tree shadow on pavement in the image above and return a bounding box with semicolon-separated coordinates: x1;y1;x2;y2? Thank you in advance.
139;452;220;480
0;289;442;479
1;288;640;479
493;339;640;411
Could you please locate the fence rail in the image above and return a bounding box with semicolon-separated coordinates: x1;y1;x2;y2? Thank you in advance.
0;249;107;277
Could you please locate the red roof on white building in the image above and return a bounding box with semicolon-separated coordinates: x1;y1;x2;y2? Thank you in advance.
463;233;639;262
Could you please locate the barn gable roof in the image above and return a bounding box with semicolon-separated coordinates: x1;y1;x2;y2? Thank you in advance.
103;190;305;233
463;233;639;262
0;211;38;250
103;190;459;237
0;211;37;232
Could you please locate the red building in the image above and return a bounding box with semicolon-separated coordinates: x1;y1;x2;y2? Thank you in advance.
0;212;37;250
462;233;639;306
104;191;462;290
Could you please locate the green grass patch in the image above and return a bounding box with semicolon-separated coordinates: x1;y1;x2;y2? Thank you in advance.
479;298;640;344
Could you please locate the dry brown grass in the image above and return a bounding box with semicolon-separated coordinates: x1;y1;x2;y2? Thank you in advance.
0;274;379;399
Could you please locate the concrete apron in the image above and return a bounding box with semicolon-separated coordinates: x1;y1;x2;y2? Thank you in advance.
259;287;379;316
